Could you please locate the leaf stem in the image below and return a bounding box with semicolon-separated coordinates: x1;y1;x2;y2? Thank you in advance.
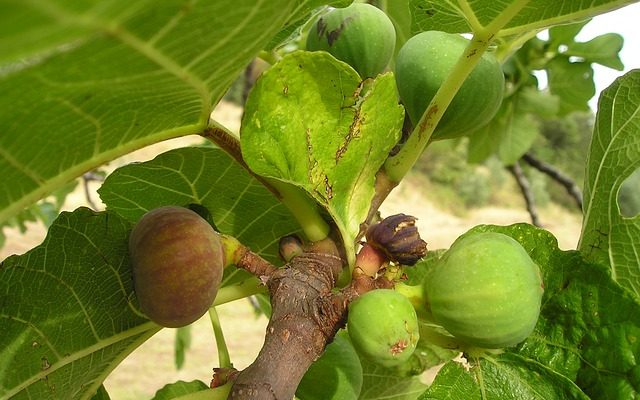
209;307;232;368
383;0;532;183
173;384;233;400
456;0;483;32
213;278;266;306
266;178;331;242
203;121;330;242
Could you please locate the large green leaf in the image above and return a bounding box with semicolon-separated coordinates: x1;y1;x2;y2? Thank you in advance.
0;0;299;224
421;355;587;400
418;223;640;398
0;208;157;399
240;51;403;259
579;70;640;296
98;146;301;264
409;0;635;36
359;361;427;400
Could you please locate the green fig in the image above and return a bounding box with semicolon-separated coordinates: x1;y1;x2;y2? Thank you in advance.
395;30;504;140
306;3;396;78
425;232;543;349
348;289;419;367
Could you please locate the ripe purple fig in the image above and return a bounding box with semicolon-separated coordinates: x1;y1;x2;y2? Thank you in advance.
129;206;224;328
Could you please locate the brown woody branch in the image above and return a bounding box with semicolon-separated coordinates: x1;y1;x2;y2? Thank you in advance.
522;152;583;211
507;161;542;227
228;238;391;400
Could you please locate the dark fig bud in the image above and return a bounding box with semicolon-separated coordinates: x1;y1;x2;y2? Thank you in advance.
279;234;304;262
365;214;427;266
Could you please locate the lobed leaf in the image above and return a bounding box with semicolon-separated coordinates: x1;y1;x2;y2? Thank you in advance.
0;0;298;225
0;208;157;399
421;354;587;399
579;70;640;296
409;0;633;37
240;51;403;261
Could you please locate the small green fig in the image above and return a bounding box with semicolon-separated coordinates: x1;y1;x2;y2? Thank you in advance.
395;30;504;140
425;231;544;349
129;206;224;328
305;3;396;78
348;289;419;367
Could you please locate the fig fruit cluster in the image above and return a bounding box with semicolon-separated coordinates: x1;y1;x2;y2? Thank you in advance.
305;3;396;79
128;206;224;328
425;232;544;349
347;289;419;367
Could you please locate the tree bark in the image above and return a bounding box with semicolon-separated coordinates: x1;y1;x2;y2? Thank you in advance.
507;161;542;227
521;153;583;211
229;245;350;400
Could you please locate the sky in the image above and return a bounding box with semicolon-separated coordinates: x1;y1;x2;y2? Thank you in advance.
578;2;640;110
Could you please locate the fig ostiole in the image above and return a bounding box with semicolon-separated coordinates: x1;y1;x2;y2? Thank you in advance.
129;206;224;328
347;289;419;368
394;30;504;140
424;231;544;349
305;3;396;79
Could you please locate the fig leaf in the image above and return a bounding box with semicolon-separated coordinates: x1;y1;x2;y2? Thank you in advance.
0;208;157;399
579;70;640;296
240;51;403;262
99;147;301;267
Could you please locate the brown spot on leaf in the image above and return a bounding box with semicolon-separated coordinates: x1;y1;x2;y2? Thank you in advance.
324;176;333;200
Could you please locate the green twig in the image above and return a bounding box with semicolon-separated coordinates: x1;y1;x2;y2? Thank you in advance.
173;384;233;400
266;178;330;241
213;278;267;306
383;0;532;183
209;307;232;369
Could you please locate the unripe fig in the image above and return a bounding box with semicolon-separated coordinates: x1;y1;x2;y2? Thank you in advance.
425;232;544;349
305;3;396;78
348;289;419;367
129;206;224;328
395;31;504;140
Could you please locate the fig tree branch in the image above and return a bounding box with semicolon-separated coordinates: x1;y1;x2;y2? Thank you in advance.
522;152;583;211
507;161;542;227
225;216;427;399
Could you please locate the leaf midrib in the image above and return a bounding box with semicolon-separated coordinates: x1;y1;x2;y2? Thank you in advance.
3;321;159;399
1;1;217;224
